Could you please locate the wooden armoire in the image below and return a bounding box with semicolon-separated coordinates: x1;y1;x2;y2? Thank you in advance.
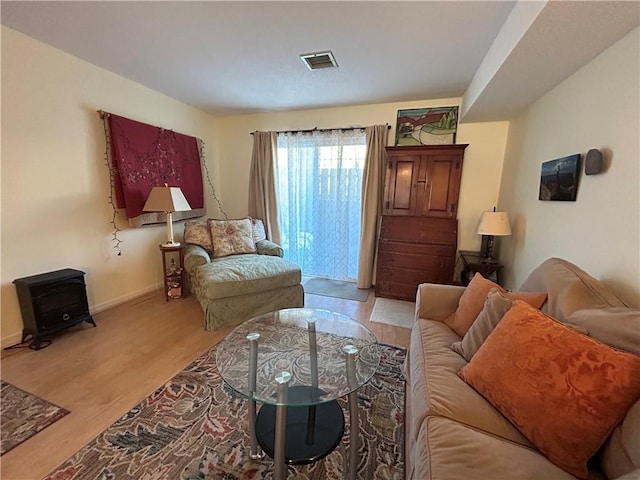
375;144;468;301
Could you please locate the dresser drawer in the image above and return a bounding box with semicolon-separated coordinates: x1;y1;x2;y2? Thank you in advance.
377;249;454;271
375;280;420;302
379;216;457;245
376;265;453;285
378;240;455;258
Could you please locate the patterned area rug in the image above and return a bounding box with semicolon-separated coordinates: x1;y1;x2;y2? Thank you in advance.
44;344;405;480
1;380;69;456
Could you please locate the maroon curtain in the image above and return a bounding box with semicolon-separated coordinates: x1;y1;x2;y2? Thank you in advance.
107;114;205;226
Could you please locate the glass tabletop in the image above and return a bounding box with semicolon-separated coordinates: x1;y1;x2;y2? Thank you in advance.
216;308;381;406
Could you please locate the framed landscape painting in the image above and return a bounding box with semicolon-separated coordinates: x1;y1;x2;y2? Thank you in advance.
394;106;458;146
539;154;581;201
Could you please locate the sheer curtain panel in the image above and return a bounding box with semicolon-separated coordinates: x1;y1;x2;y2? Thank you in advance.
276;130;366;280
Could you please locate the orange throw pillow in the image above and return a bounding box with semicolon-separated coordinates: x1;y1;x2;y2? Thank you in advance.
444;273;505;336
458;300;640;479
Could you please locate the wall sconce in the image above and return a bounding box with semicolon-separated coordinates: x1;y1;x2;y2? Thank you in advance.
476;208;511;263
143;185;192;246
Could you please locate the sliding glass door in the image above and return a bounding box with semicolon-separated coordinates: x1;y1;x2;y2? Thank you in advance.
276;130;366;280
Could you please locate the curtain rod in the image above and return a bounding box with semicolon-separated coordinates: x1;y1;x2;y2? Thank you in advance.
250;124;391;135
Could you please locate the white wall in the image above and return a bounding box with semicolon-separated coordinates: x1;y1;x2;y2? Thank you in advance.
216;100;509;254
0;29;512;347
1;27;221;346
498;27;639;306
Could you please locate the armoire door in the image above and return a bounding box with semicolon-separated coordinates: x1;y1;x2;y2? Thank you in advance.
383;155;420;216
417;153;463;218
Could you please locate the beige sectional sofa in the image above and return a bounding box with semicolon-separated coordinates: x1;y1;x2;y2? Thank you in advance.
405;258;640;480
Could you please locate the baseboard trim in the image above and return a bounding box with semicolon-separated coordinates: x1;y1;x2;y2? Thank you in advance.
1;283;162;348
1;332;24;349
90;284;161;315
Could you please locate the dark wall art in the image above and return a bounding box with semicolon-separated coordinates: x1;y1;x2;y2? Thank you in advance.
538;153;581;201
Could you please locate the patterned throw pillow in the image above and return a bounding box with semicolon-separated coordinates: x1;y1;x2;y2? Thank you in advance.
251;218;267;243
207;218;256;258
458;300;640;479
183;221;213;253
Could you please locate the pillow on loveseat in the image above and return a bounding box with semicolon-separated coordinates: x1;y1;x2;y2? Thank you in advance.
184;220;213;253
458;300;640;479
250;217;267;243
208;218;256;258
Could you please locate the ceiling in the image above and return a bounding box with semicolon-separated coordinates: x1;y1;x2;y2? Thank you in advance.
2;1;639;121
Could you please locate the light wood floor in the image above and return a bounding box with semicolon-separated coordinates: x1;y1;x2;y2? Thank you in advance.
0;289;410;480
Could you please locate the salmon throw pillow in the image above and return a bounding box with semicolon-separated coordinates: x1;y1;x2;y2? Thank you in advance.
458;300;640;479
444;273;504;337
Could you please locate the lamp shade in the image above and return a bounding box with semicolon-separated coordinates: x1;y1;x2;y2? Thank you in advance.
143;186;191;213
476;211;512;236
143;185;191;246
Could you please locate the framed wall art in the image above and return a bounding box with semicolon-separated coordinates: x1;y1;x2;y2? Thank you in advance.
394;106;458;146
538;153;581;201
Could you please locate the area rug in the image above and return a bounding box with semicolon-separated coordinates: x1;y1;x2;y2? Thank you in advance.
303;277;370;302
44;344;405;480
369;298;416;329
1;380;69;456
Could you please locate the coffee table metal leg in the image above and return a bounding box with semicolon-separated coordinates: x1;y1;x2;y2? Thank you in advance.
247;332;265;460
344;345;359;480
274;370;291;480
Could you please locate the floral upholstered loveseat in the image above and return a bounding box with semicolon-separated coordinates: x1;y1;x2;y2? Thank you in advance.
182;217;304;330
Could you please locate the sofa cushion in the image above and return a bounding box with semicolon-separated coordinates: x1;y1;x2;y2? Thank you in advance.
519;258;628;321
566;307;640;356
601;399;640;480
208;218;257;258
184;220;213;253
192;254;301;299
458;300;640;479
408;318;531;450
412;416;578;480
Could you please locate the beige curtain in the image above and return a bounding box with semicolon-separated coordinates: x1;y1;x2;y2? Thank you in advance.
248;131;281;244
357;125;388;288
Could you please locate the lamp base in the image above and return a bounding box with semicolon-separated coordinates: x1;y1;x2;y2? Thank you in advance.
162;241;181;247
481;257;499;265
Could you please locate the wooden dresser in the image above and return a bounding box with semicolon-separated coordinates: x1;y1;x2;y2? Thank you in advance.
375;144;468;301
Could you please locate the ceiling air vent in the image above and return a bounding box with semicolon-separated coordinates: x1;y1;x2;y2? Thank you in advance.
300;51;338;70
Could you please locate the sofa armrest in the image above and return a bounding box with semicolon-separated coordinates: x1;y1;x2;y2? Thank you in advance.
256;240;284;257
184;244;211;273
416;283;466;322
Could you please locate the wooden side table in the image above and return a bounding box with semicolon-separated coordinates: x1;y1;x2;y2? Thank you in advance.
459;250;504;286
159;244;186;301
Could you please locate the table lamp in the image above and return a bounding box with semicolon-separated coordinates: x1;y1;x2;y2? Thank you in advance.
476;208;511;263
143;185;192;246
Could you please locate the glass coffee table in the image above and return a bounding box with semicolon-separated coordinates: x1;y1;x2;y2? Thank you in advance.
216;308;380;480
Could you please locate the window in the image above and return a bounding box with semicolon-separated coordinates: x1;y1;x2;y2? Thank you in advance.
276;130;366;280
